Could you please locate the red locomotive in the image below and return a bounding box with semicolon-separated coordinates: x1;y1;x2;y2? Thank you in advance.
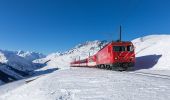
70;26;135;71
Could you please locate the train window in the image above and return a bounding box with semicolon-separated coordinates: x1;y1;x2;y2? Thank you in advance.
127;45;134;52
113;46;126;52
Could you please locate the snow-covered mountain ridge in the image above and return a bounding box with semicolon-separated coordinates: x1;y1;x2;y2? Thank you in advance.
34;40;108;70
0;50;45;85
17;50;45;62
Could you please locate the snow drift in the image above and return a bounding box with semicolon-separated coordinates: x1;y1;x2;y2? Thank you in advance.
133;35;170;70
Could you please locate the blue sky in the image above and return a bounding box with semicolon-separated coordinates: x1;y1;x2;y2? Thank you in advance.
0;0;170;54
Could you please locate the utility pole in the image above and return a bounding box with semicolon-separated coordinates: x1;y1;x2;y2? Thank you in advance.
119;25;122;42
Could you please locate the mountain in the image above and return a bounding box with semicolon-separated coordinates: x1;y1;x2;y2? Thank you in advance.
34;40;108;70
17;50;45;62
0;50;45;84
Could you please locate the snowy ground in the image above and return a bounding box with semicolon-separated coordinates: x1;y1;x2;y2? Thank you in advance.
0;75;43;96
0;68;170;100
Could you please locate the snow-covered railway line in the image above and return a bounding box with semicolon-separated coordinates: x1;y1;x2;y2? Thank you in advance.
74;67;170;80
128;71;170;80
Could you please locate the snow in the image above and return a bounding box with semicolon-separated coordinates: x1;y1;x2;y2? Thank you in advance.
0;64;24;79
0;50;38;71
0;50;45;83
0;35;170;100
0;68;170;100
17;50;45;62
132;35;170;70
0;75;43;97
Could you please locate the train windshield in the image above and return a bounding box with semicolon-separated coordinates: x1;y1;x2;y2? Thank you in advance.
113;46;126;52
127;45;134;52
113;45;134;52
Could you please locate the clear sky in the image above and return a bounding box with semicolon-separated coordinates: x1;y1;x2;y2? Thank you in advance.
0;0;170;54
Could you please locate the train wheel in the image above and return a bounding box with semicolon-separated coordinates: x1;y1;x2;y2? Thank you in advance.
97;65;100;69
106;65;110;70
101;64;105;69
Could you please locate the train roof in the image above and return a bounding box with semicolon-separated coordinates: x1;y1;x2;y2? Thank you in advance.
110;41;133;45
97;41;133;53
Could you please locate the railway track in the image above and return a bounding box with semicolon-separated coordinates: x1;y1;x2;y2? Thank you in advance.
72;66;170;80
128;71;170;80
95;67;170;80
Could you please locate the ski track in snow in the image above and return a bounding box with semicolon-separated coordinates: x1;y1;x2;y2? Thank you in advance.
0;68;170;100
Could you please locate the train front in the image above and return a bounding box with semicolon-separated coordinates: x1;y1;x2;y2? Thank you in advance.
112;42;135;70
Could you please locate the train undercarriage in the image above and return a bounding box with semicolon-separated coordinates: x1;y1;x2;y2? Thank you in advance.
96;62;135;71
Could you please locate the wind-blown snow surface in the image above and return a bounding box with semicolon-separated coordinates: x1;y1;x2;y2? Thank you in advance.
0;68;170;100
133;35;170;70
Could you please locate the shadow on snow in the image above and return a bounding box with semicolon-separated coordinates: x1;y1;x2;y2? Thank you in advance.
32;68;59;77
134;54;162;70
0;59;58;85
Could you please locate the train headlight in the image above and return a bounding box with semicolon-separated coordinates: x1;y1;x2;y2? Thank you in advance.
115;57;118;60
130;57;134;61
130;57;134;59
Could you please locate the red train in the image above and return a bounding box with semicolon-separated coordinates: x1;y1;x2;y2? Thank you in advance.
70;41;135;71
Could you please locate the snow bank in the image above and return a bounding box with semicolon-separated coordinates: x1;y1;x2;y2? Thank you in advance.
132;35;170;70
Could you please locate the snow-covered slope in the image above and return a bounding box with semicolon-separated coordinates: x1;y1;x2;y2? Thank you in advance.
1;68;170;100
132;35;170;70
34;40;108;70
